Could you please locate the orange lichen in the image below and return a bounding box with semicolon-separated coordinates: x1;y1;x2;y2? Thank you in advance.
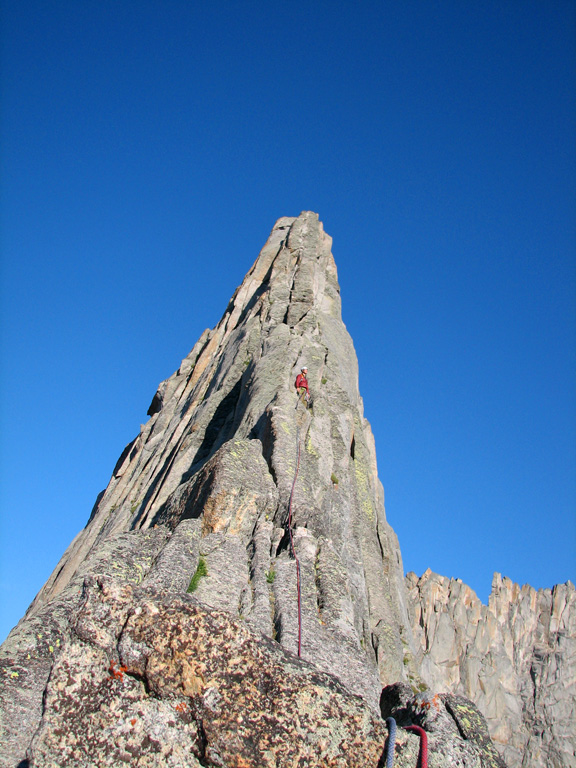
108;662;127;681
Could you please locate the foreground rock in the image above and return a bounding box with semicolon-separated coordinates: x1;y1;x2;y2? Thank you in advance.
380;682;507;768
1;574;505;768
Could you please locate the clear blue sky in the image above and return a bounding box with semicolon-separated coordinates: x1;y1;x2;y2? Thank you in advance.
1;0;574;643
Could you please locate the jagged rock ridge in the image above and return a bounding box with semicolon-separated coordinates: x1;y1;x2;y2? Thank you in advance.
406;570;576;768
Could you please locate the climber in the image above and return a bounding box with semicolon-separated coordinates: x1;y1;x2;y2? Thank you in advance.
295;367;310;405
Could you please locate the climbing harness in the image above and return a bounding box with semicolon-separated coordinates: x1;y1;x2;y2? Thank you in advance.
287;425;302;656
384;717;397;768
405;725;428;768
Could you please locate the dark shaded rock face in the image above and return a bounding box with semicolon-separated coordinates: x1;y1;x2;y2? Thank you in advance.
0;213;570;767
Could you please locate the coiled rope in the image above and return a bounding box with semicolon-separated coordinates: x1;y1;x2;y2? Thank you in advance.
405;725;428;768
287;425;302;656
384;717;397;767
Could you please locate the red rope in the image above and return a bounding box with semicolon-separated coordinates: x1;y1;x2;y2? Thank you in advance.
405;725;428;768
287;427;302;656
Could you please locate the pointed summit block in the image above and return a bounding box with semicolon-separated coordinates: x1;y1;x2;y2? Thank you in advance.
27;213;415;704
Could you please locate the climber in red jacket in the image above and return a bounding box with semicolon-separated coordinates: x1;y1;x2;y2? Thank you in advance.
295;367;310;404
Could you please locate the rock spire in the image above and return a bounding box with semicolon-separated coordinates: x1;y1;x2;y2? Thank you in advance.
1;212;573;768
26;211;414;706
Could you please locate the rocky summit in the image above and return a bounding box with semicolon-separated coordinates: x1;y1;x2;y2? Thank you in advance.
1;212;574;768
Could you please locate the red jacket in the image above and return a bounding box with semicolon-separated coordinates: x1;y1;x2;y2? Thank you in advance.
295;373;308;391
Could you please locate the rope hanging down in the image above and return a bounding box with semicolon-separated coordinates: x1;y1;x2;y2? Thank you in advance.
382;719;429;768
287;425;303;657
405;725;428;768
384;717;397;767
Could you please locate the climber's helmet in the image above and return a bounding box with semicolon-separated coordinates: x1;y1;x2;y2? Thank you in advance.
301;367;308;373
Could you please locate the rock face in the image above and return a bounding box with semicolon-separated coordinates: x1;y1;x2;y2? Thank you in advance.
25;211;415;707
2;571;505;768
0;212;572;767
13;576;388;767
406;570;576;768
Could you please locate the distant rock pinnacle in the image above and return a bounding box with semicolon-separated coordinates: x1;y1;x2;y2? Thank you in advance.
0;212;573;767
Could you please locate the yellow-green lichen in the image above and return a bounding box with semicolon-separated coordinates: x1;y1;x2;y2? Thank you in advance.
306;434;320;458
132;562;144;585
354;460;375;522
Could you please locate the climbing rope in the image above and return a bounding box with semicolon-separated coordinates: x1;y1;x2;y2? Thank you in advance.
287;425;302;656
384;717;397;767
405;725;428;768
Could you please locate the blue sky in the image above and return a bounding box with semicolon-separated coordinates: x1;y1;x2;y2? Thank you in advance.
1;0;574;643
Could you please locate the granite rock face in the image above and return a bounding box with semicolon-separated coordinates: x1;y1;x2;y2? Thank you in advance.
406;570;576;768
18;577;388;768
23;212;415;709
0;212;421;766
1;574;504;768
0;212;570;767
